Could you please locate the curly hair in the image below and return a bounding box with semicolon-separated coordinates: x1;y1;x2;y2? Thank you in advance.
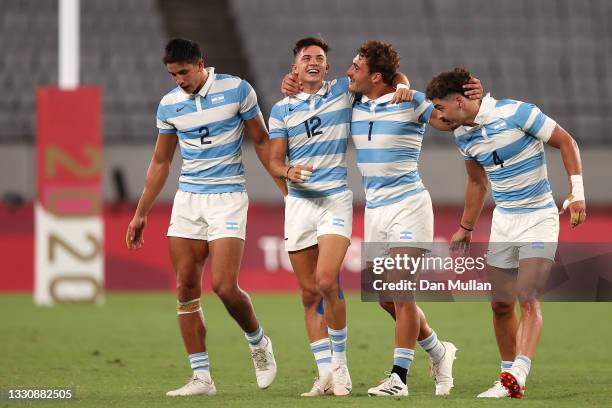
293;36;329;57
357;40;400;85
426;68;472;100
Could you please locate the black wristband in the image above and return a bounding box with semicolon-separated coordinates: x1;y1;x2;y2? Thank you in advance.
285;166;294;180
460;223;474;232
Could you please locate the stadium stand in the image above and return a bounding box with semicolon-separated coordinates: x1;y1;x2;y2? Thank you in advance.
1;0;610;144
230;0;611;145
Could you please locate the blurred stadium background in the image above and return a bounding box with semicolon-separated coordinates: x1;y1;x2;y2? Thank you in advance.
0;1;611;405
1;0;611;292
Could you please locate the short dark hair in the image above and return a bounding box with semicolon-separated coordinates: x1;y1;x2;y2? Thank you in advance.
426;68;472;100
163;38;202;65
293;36;329;57
357;40;399;85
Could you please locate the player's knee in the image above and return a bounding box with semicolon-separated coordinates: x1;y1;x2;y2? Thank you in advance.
315;274;338;297
491;301;514;317
176;278;201;299
301;289;321;310
211;281;239;301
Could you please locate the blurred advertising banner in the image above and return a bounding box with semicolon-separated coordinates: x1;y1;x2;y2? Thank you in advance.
3;203;612;294
34;87;104;305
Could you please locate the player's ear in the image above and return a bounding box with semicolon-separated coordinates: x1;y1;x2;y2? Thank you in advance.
455;94;464;108
197;58;205;72
325;63;330;72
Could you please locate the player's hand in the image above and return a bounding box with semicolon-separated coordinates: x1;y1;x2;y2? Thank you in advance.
126;215;147;249
463;76;484;100
559;195;587;228
390;86;413;104
287;164;313;183
281;73;302;97
450;227;471;254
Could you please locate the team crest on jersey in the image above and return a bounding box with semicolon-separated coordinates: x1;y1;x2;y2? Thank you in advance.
211;94;225;104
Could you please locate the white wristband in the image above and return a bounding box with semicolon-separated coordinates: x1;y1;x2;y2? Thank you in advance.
562;175;585;210
396;83;410;90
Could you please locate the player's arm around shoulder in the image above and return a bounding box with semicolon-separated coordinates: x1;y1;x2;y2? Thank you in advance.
127;133;178;249
546;124;586;227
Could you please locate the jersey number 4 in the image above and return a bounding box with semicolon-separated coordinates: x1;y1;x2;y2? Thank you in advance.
492;150;505;167
303;116;323;138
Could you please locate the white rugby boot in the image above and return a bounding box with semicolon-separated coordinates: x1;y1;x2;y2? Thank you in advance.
477;380;510;398
500;368;526;399
430;341;458;395
166;374;216;396
249;335;277;389
331;363;352;396
300;375;333;397
367;373;408;397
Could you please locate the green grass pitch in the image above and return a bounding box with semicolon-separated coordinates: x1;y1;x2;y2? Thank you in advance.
1;293;611;407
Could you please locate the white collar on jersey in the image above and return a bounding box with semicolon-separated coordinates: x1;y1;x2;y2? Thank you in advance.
181;67;216;98
473;93;496;126
360;92;394;105
454;93;496;135
293;81;330;101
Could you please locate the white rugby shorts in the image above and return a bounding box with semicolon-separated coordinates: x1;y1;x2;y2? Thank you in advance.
284;190;353;251
364;190;434;251
167;190;248;241
487;206;559;269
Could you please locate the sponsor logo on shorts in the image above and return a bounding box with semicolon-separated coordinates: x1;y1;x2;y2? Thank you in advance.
225;221;239;231
332;218;345;228
399;231;413;240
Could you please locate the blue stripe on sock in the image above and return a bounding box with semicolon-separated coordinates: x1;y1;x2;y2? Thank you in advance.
316;357;332;364
417;330;438;351
328;327;347;353
311;343;330;353
193;366;209;371
516;355;532;367
245;326;264;345
393;348;414;369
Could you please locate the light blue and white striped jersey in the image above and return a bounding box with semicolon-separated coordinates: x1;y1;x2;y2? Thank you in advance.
156;67;260;194
268;78;353;198
351;90;434;208
454;94;558;213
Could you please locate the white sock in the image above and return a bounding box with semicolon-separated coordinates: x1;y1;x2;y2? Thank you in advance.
418;330;446;363
310;338;332;377
194;370;211;382
512;355;531;378
328;327;348;365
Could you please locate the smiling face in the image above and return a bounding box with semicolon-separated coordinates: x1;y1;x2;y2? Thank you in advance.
292;45;329;88
166;59;206;94
346;54;378;94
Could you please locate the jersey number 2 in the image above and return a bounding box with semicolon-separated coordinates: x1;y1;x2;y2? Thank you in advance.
199;127;211;145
